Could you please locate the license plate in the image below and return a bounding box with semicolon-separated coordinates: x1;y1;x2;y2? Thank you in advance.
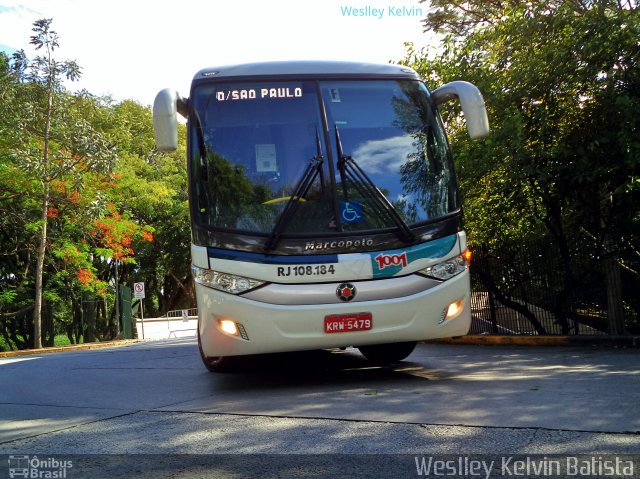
324;313;372;333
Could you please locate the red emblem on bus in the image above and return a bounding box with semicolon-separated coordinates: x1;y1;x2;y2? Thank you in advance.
336;283;356;302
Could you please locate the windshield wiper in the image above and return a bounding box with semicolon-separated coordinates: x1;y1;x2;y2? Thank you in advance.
335;125;415;243
264;131;324;251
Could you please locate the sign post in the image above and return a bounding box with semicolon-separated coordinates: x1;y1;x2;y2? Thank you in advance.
133;282;146;339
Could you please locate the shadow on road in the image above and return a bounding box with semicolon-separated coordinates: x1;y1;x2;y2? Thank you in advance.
201;347;444;392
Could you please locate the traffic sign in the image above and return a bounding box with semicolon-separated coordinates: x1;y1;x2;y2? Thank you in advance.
133;282;145;299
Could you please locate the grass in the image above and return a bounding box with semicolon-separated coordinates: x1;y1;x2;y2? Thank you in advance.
54;334;74;346
0;334;81;352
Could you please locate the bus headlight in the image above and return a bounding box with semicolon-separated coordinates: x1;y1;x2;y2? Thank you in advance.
418;249;472;281
192;265;265;294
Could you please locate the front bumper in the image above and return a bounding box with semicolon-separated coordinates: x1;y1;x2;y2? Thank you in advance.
197;270;471;358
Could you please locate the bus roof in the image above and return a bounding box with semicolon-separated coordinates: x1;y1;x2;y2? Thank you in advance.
193;61;421;81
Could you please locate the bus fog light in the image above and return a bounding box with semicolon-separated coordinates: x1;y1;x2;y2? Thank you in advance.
217;319;250;340
440;299;464;323
218;319;239;336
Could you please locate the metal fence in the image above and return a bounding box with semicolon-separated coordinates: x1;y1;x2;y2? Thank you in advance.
468;237;639;336
164;308;199;319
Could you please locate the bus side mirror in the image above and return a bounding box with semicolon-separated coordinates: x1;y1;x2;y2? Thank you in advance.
432;81;490;139
153;89;188;151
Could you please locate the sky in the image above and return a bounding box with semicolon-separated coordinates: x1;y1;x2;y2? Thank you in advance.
0;0;436;106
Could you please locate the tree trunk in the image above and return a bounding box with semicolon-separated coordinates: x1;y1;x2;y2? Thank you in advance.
542;203;572;335
32;185;49;349
599;186;626;335
32;50;55;350
84;296;97;343
604;241;626;335
166;273;196;311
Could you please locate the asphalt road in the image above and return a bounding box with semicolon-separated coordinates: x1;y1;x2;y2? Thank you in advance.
1;339;639;477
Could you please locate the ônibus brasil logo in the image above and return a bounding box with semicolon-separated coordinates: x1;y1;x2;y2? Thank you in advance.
8;455;73;478
374;251;408;270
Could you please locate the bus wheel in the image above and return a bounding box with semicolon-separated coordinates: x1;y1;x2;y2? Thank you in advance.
200;354;237;373
358;342;417;364
198;329;237;373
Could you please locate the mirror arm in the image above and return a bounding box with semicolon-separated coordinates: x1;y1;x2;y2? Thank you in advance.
177;96;189;118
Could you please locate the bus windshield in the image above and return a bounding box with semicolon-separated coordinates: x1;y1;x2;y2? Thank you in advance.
190;79;458;238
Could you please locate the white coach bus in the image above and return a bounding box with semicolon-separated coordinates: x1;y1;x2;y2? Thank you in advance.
153;61;489;372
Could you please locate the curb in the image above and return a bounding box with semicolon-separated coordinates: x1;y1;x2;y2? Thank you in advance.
0;339;140;358
3;335;638;358
427;335;640;347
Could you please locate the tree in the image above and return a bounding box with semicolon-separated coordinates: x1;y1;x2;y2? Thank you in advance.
2;20;195;350
10;19;117;348
104;101;192;316
404;0;640;333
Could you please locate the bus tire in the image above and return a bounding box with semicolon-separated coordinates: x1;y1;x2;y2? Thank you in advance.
198;328;238;373
201;354;237;373
358;341;417;364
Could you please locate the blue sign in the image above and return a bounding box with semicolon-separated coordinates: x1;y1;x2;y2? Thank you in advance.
339;201;363;223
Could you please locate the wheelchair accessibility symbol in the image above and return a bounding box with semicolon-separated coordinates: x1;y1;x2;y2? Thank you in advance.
339;201;363;224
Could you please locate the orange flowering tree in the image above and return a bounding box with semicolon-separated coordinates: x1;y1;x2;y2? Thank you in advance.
92;204;154;265
47;176;154;343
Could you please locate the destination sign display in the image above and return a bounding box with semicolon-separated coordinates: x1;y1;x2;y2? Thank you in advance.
215;86;303;102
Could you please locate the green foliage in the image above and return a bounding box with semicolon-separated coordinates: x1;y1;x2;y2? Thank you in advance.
405;0;639;247
404;0;640;331
0;19;193;350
